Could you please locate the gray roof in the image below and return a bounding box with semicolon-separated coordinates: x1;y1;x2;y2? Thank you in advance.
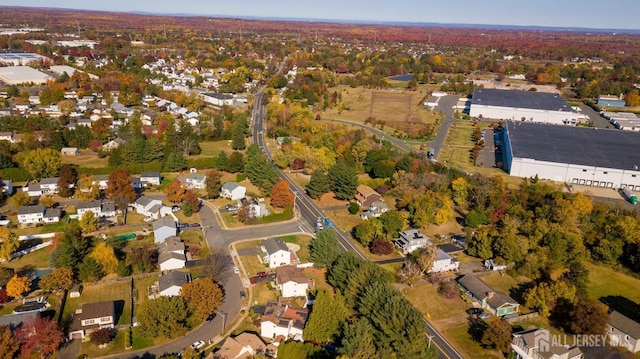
93;174;109;181
17;205;45;215
153;216;176;231
158;250;186;264
505;121;640;170
44;208;61;218
609;311;640;339
222;182;240;191
158;236;185;254
135;196;157;207
158;271;189;292
140;172;161;178
513;328;582;358
79;301;114;320
456;274;519;308
0;312;40;330
203;92;233;100
77;200;101;210
262;237;289;255
186;173;206;181
39;177;59;185
471;88;573;112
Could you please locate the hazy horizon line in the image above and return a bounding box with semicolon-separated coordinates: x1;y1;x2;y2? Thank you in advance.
3;5;640;34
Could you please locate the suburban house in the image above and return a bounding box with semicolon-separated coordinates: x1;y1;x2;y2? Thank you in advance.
153;217;178;244
260;300;308;341
133;196;172;219
216;333;270;359
180;172;207;189
431;250;460;273
23;182;43;197
39;178;60;194
158;236;185;255
275;266;309;298
239;197;269;219
157;271;190;297
17;206;45;224
158;250;186;271
43;208;62;223
102;137;125;151
92;174;109;190
220;182;247;201
457;274;520;317
77;200;117;218
360;200;389;220
140;172;162;186
202;92;234;106
1;179;12;196
608;310;640;353
511;328;583;359
354;184;381;208
68;301;115;340
69;284;82;298
262;238;297;268
61;147;79;155
485;259;508;272
394;229;432;254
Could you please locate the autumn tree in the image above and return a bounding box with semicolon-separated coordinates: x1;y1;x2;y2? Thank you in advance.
79;210;100;233
270;180;294;208
353;218;384;245
20;148;62;179
164;179;187;204
378;211;405;239
38;195;55;208
105;169;136;222
565;296;609;335
412;245;438;275
11;190;32;207
89;242;118;274
397;260;423;287
0;227;18;261
38;267;74;293
0;325;20;359
204;170;223;199
57;164;77;198
138;296;190;338
370;238;394;255
182;189;200;217
309;229;341;268
481;319;513;353
524;281;577;318
6;275;31;298
181;278;224;320
15;317;64;359
90;328;115;346
0;267;13;287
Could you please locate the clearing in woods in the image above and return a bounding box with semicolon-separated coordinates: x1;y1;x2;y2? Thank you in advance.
322;86;443;139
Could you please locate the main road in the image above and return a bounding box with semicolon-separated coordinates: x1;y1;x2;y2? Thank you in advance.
251;87;462;359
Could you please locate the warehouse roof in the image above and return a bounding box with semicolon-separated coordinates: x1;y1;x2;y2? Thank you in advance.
0;66;52;85
506;121;640;169
471;88;573;113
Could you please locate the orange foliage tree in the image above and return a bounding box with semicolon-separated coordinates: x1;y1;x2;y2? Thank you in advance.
270;180;295;208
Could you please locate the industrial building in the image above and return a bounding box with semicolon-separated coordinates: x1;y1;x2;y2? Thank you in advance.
0;52;50;66
470;88;584;125
0;66;52;85
49;65;99;80
497;121;640;189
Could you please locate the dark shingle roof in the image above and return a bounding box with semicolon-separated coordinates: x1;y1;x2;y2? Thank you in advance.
17;205;45;215
262;238;289;255
472;88;573;112
158;271;189;291
152;217;176;231
456;274;519;307
610;311;640;339
506;121;640;170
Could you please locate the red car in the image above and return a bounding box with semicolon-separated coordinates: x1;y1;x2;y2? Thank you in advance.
256;272;268;278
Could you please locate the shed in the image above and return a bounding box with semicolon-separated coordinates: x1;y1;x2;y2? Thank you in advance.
70;284;83;298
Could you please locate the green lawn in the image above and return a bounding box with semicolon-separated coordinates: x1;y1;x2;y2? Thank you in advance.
4;247;51;271
446;124;475;146
63;281;133;326
586;262;640;304
402;282;468;320
443;322;503;359
479;272;531;297
197;140;236;157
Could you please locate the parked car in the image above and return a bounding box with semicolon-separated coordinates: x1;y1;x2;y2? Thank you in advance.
225;204;238;211
178;223;189;228
190;340;205;350
256;271;268;278
171;206;180;212
466;308;483;316
478;311;491;319
233;266;240;274
240;290;246;299
190;223;200;227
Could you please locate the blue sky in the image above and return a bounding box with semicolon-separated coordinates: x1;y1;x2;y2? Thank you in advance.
2;0;639;30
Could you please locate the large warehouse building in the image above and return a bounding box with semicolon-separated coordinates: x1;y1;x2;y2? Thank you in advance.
498;121;640;189
470;88;584;125
0;52;50;66
0;66;52;85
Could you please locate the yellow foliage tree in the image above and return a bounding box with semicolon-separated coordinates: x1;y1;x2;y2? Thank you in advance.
180;278;224;320
6;275;31;298
89;242;118;274
79;211;100;233
0;227;19;261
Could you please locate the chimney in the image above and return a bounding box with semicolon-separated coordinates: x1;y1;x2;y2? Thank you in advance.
486;291;495;299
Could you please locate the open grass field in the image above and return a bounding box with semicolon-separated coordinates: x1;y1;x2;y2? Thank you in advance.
196;140;236;157
443;322;503;359
586;262;640;305
321;86;443;138
4;246;51;271
479;272;531;298
446;124;476;147
62;150;109;168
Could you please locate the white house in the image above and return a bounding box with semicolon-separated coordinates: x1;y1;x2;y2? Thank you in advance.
43;208;62;223
430;250;459;273
133;196;171;219
180;172;207;189
158;271;190;297
220;182;246;201
511;328;583;359
140;172;162;186
216;333;269;359
61;147;79;156
39;177;60;194
201;92;234;106
68;301;115;340
17;205;46;224
157;236;185;255
608;311;640;353
77;200;117;218
158;251;186;271
275;266;309;298
152;217;177;244
92;175;109;190
260;300;308;341
23;183;43;197
239;198;269;219
359;200;388;220
262;238;297;269
0;179;12;196
394;229;432;254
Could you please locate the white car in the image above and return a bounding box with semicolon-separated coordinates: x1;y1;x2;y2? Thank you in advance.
191;340;205;350
233;266;240;274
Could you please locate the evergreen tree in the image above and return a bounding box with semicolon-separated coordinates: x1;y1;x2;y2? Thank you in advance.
244;144;279;193
328;162;358;200
225;152;245;173
309;230;341;268
305;171;330;199
340;318;378;359
215;151;228;170
304;289;349;343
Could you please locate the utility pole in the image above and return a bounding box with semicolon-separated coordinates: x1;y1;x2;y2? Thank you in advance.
215;310;227;335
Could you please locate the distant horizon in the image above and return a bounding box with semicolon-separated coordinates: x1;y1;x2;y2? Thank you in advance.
2;1;640;31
